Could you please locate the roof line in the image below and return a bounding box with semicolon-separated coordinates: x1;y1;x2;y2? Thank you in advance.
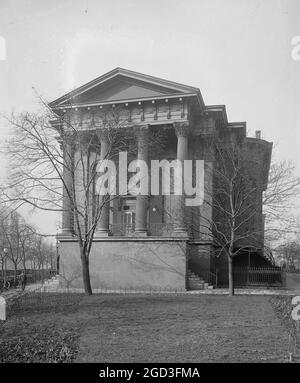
49;67;204;108
51;92;198;110
204;104;228;124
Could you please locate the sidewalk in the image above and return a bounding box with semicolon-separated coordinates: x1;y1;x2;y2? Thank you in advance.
2;277;299;297
188;288;300;296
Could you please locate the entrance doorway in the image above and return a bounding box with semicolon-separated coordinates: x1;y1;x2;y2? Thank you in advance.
121;198;136;234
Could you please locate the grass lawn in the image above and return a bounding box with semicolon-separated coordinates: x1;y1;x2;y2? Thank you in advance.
0;293;293;363
0;293;83;363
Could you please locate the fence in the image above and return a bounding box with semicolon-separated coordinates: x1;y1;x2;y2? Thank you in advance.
233;267;286;287
214;266;286;288
0;269;57;289
206;270;218;287
109;223;176;236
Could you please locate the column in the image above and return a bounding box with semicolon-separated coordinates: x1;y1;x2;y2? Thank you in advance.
61;140;73;235
135;125;149;235
199;135;213;240
96;130;111;236
173;122;189;235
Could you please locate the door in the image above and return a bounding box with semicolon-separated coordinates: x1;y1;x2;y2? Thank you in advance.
122;210;135;235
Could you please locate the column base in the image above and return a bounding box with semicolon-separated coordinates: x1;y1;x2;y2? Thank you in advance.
134;230;148;237
57;230;73;237
173;228;188;237
95;230;111;237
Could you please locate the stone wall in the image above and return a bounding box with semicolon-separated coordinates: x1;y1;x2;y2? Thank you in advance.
58;238;187;291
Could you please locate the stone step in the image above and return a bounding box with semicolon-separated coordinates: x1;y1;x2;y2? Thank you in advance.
188;277;205;283
188;283;205;288
188;286;205;291
187;269;214;290
188;288;205;291
188;280;204;284
188;274;203;279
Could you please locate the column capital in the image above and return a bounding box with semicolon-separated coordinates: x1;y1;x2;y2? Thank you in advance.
174;121;190;138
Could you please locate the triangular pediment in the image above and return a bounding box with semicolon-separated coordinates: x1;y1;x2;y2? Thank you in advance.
49;68;201;108
69;76;184;105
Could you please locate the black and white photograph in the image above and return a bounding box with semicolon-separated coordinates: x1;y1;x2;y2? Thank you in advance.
0;0;300;372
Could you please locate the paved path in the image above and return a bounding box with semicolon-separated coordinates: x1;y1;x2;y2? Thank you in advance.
286;273;300;291
0;277;59;301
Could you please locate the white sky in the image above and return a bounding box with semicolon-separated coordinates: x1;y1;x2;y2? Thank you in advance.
0;0;299;236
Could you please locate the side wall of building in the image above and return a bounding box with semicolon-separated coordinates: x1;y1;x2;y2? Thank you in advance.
58;239;187;291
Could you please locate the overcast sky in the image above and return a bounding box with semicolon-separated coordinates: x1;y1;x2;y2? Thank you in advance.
0;0;299;236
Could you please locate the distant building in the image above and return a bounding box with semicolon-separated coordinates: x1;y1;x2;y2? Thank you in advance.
50;68;272;291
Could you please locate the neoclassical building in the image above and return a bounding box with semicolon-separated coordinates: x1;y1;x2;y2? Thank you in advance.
50;68;272;291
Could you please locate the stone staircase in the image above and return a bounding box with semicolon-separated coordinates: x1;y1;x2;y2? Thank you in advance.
187;269;214;290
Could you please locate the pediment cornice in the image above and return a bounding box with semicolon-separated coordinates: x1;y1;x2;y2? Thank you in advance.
49;67;204;110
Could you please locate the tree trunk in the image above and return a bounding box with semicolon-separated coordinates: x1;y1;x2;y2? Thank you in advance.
23;250;26;272
4;258;7;284
41;262;44;284
14;264;18;285
228;255;234;296
81;251;92;295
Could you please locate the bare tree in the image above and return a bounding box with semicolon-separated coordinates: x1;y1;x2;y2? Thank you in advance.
200;137;265;295
0;210;39;280
2;103;165;294
263;160;300;243
0;211;24;281
275;240;300;271
165;137;299;296
0;248;7;281
19;222;36;274
156;135;265;296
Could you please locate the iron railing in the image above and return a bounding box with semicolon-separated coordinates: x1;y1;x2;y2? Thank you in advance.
0;269;57;290
149;223;175;236
109;223;135;236
109;223;176;236
215;266;286;287
233;267;286;287
206;270;218;288
262;246;276;266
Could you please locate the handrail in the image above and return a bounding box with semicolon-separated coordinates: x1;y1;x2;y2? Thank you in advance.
109;223;176;236
207;270;218;288
262;246;276;266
